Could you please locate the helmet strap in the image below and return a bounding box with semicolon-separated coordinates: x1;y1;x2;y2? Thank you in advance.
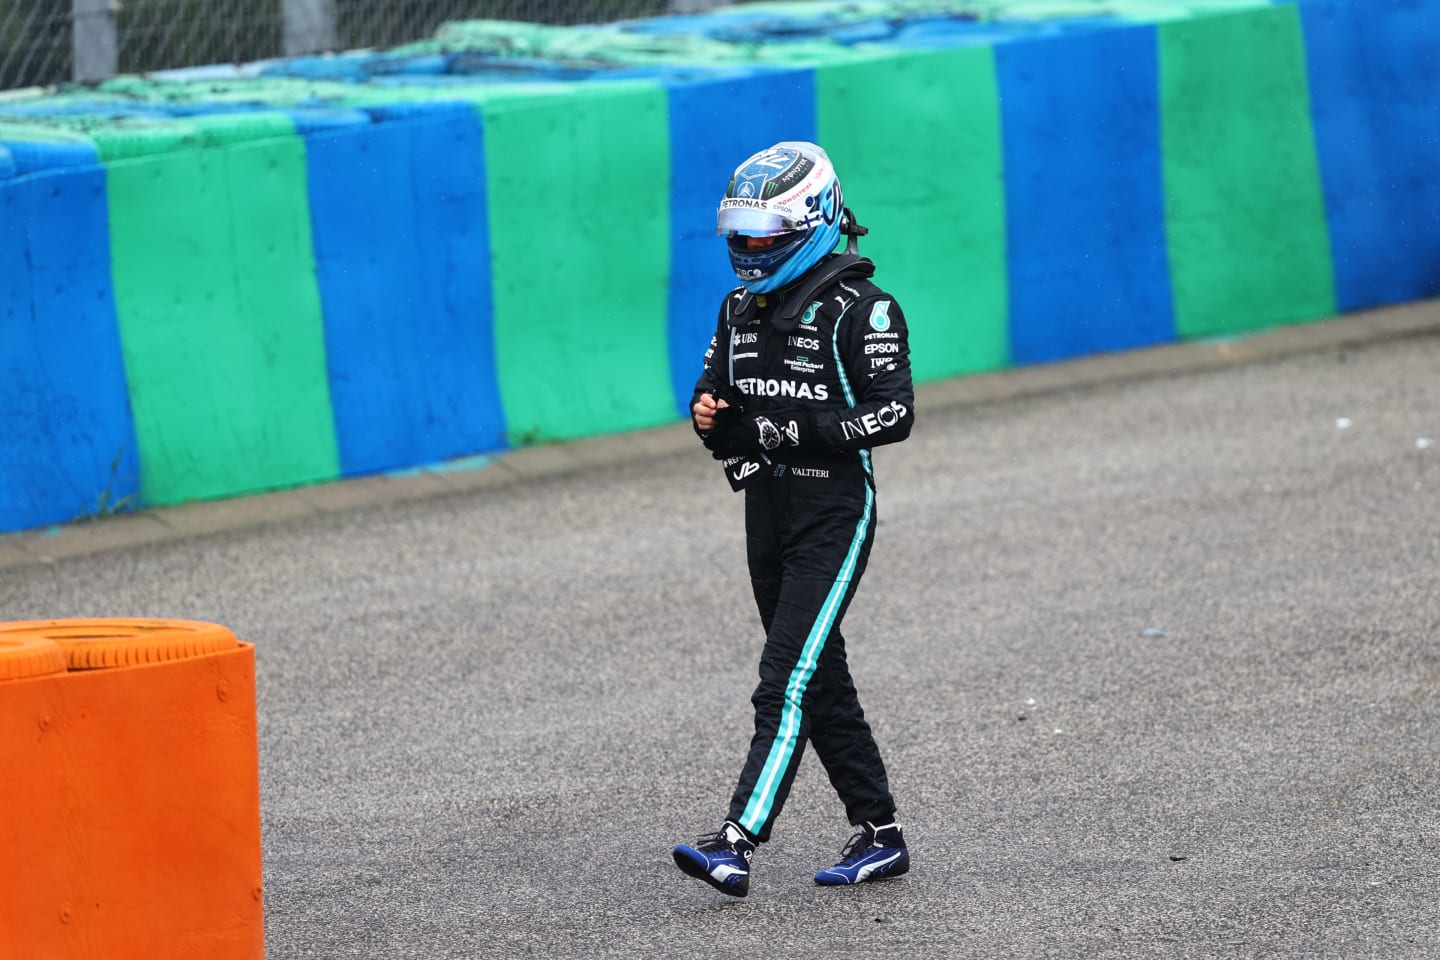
839;207;867;255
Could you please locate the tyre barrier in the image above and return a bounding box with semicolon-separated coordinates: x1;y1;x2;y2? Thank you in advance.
0;634;66;682
0;619;264;960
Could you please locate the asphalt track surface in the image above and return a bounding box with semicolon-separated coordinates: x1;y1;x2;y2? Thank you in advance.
4;327;1439;959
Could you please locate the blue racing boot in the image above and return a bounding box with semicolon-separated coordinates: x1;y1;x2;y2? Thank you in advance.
673;821;756;897
814;821;910;886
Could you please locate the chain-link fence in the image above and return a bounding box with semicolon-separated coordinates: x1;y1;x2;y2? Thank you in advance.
0;0;730;92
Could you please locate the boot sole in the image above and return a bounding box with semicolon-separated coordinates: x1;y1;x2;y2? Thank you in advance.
814;851;910;886
673;848;749;897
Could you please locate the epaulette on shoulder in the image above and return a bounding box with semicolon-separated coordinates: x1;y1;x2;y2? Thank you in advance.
723;286;755;327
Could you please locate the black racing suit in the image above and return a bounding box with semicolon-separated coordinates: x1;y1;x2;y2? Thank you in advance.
692;253;914;843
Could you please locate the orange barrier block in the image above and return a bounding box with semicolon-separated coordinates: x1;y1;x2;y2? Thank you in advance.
0;634;66;681
0;620;264;960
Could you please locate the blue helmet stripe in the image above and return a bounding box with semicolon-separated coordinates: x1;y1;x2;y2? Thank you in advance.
740;217;842;293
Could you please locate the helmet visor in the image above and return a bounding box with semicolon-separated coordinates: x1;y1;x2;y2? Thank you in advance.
716;204;798;237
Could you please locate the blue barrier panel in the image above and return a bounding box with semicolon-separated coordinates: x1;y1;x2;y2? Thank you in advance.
1298;0;1440;311
998;25;1175;364
893;17;1059;48
664;67;817;417
303;101;507;476
0;99;169;119
286;106;375;135
0;164;140;530
622;12;772;36
260;53;379;81
0;136;100;176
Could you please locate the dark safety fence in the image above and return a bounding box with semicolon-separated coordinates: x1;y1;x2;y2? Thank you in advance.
0;0;713;91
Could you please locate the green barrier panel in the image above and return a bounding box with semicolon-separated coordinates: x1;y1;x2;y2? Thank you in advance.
1;110;300;162
100;75;360;106
105;119;339;505
426;17;866;66
0;121;96;148
817;46;1009;383
482;83;674;444
95;113;298;161
1159;5;1335;339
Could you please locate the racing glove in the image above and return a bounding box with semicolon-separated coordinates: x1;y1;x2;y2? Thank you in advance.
704;408;814;459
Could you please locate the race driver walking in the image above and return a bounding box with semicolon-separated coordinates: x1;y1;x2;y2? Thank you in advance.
672;142;914;897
